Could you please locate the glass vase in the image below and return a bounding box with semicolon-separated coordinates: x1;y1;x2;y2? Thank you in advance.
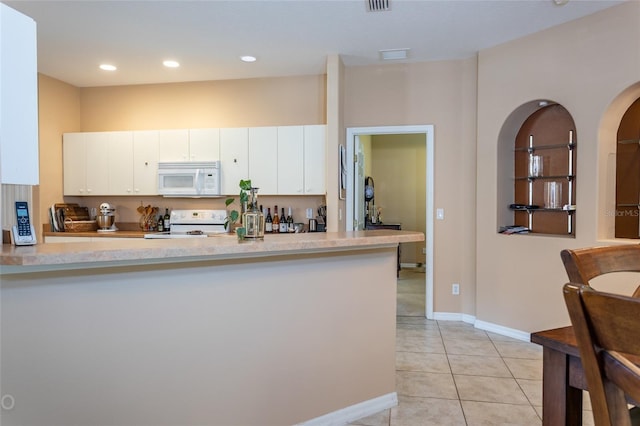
242;187;265;239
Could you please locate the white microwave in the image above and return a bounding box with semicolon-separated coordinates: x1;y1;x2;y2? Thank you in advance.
158;161;221;197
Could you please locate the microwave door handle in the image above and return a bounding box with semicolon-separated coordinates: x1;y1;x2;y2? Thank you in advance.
195;169;202;194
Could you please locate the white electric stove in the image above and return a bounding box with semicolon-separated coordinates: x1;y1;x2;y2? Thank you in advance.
144;209;228;239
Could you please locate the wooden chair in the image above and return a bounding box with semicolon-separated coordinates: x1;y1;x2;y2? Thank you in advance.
561;244;640;297
563;283;640;426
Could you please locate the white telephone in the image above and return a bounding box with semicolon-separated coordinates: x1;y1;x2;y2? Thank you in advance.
12;201;37;246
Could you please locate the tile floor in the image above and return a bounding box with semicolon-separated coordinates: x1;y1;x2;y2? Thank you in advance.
349;269;595;426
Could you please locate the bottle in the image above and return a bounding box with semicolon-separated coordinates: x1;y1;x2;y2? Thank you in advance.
265;208;273;233
157;215;164;232
164;208;171;232
279;207;288;233
272;205;280;234
287;207;294;233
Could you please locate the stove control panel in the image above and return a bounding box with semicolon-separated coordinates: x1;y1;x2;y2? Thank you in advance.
170;209;227;225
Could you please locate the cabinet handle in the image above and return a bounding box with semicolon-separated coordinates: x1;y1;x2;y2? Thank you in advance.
234;158;238;163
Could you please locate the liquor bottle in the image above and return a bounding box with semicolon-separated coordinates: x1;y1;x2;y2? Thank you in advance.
265;208;273;233
157;215;164;232
279;207;288;233
287;207;294;233
164;208;171;232
272;205;280;234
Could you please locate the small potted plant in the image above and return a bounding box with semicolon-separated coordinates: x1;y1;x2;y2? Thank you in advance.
225;179;252;238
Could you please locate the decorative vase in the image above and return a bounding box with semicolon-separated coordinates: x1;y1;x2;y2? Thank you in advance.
242;187;265;239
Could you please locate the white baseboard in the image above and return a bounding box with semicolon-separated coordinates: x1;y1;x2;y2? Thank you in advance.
299;392;398;426
433;313;530;342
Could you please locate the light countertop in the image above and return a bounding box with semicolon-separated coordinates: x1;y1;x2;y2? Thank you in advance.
1;230;424;272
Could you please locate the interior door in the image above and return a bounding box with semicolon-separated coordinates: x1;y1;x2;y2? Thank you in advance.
354;136;366;230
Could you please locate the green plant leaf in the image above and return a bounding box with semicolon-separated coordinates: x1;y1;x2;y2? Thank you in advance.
225;197;235;207
229;210;239;223
239;179;252;191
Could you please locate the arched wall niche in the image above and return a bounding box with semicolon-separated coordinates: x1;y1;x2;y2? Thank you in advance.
497;100;577;236
597;81;640;240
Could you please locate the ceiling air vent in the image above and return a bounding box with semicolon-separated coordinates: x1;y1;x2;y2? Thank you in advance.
367;0;391;12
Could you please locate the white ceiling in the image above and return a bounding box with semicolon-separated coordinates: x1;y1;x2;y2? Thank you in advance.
5;0;624;88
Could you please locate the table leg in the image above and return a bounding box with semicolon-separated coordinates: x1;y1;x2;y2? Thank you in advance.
542;347;583;426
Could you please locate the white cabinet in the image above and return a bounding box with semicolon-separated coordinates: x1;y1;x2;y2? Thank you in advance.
189;128;220;161
63;133;88;195
277;126;304;195
248;127;278;194
0;4;38;185
64;131;159;196
159;128;219;162
303;125;326;194
220;128;249;195
158;129;189;162
132;131;159;195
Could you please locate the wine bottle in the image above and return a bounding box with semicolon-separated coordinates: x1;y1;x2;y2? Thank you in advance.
279;207;288;233
157;215;164;232
265;208;273;233
273;205;280;234
287;207;294;233
164;208;171;232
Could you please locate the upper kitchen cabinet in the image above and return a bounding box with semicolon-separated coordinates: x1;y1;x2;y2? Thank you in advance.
188;128;220;162
64;131;159;196
159;129;219;162
248;127;278;194
220;128;249;195
277;125;327;195
277;126;305;195
0;4;38;185
303;125;327;195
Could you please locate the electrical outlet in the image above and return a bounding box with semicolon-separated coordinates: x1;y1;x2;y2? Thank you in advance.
436;208;444;220
452;283;460;295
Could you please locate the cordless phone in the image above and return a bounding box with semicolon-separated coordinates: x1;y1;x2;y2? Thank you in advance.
12;201;37;246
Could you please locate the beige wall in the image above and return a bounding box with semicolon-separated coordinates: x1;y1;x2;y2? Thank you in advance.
344;58;478;317
371;134;426;264
476;2;640;332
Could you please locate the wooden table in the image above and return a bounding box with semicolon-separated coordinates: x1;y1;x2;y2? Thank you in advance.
531;326;587;426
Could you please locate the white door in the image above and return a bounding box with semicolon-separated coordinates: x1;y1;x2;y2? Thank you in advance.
158;129;189;162
354;136;366;230
108;131;134;195
85;132;109;195
303;125;326;194
189;128;220;162
63;133;87;195
133;130;159;195
220;128;249;195
277;126;304;195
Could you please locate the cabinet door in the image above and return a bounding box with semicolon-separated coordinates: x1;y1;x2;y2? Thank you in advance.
63;133;87;195
248;127;278;195
85;133;110;195
107;131;134;195
277;126;304;195
0;4;38;185
220;128;249;195
304;125;326;194
158;129;189;162
133;131;159;195
189;128;220;162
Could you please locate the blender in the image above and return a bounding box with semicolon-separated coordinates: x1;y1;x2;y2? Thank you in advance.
96;202;117;232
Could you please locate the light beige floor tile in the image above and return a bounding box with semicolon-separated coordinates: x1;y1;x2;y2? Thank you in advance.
583;390;592;410
396;334;446;353
533;405;542;419
396;317;439;330
583;409;595;426
486;331;526;343
443;338;500;357
349;408;390;426
439;326;491;341
454;375;530;404
503;357;543;380
516;378;542;406
396;351;451;373
448;354;511;377
396;370;459;399
396;327;441;339
390;395;466;426
461;400;541;426
493;340;542;359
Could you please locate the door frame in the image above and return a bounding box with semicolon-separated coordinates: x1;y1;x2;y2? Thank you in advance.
345;125;434;319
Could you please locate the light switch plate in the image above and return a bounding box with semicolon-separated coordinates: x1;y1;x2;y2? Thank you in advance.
436;208;444;220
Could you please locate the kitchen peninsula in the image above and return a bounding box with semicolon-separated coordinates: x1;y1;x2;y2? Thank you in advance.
1;230;423;426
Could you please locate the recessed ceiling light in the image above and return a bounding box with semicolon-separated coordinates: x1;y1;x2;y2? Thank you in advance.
99;64;117;71
163;60;180;68
379;48;410;61
240;55;257;63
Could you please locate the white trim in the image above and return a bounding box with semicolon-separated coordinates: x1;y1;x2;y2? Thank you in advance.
345;125;435;320
298;392;398;426
474;320;531;342
434;314;531;342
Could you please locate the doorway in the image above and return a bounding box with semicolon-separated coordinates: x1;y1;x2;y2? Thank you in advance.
345;125;434;319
